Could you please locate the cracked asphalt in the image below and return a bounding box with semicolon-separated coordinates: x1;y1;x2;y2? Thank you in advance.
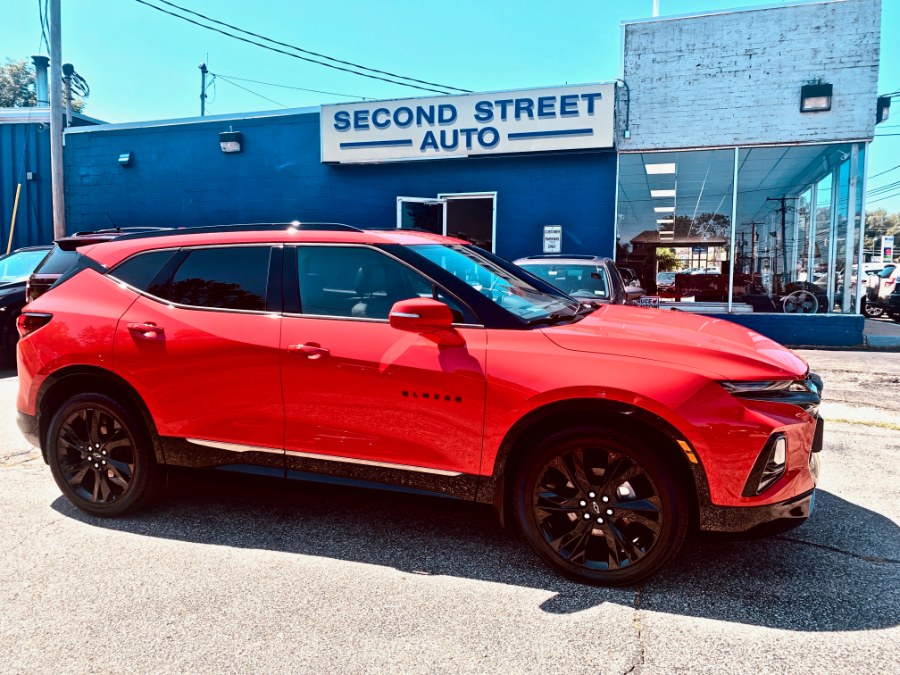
0;350;898;674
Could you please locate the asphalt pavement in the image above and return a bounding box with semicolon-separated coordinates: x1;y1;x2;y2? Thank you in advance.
0;351;897;674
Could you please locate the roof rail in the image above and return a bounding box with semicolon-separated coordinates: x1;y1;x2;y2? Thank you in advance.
112;222;362;242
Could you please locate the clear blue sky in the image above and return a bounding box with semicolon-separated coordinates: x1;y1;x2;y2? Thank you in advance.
3;0;899;211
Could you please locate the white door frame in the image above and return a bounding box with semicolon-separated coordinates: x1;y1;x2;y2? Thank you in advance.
396;196;447;235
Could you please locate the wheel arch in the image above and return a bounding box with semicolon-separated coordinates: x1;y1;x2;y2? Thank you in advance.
36;365;164;465
482;398;710;531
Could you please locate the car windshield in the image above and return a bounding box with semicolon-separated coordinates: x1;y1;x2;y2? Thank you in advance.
0;250;49;282
410;244;580;322
521;263;609;299
657;272;676;285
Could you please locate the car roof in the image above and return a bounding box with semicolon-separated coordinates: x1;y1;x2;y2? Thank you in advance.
79;223;469;268
515;254;611;265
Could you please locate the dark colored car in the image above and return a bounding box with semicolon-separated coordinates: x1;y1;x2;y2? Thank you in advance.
26;228;171;303
514;254;641;306
17;223;823;586
0;246;52;361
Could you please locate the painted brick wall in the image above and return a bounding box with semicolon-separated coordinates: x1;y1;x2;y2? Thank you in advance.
64;111;616;262
619;0;881;151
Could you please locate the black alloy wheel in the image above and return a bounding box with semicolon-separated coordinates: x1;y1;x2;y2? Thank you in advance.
47;393;160;516
515;426;689;585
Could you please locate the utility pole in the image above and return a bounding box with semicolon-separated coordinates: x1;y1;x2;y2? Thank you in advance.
653;0;659;17
49;0;65;239
767;196;797;290
62;63;74;126
199;63;208;116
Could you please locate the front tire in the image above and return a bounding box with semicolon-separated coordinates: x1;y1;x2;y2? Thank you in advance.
514;426;689;585
47;393;160;516
862;300;884;318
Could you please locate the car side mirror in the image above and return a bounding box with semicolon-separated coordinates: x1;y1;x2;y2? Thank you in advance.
389;298;455;334
625;286;644;302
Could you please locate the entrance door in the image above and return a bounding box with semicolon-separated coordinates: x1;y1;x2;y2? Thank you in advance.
397;194;497;252
439;193;496;252
396;197;446;235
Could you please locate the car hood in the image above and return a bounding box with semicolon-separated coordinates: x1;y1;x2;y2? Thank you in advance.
542;305;808;380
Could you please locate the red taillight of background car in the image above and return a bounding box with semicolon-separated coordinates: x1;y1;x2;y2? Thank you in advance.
17;312;53;338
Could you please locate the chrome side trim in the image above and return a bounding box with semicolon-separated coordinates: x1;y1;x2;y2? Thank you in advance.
185;438;283;455
184;438;463;477
389;312;421;319
284;449;462;477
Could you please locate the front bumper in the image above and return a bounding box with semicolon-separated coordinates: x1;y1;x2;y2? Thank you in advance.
699;487;816;535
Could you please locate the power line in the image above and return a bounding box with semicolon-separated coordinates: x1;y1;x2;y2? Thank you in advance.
213;74;290;109
869;163;900;180
209;72;373;101
152;0;470;94
132;0;463;96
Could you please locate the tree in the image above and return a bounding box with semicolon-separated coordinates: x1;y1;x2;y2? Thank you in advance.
656;247;681;272
0;59;36;107
865;208;900;250
0;58;85;111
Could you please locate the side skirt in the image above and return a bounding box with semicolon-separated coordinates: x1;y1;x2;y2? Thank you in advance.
158;436;482;502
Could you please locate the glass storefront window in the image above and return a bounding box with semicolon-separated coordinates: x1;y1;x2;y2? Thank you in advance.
616;143;867;314
616;150;734;304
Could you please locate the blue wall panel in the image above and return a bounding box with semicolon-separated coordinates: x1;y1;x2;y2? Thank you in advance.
0;123;54;250
64;111;616;261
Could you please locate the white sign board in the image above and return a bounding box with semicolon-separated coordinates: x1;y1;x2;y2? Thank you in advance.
321;83;615;164
543;225;562;253
637;296;661;309
882;235;895;261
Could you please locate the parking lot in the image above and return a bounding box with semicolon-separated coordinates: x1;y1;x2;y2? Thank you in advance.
0;349;897;674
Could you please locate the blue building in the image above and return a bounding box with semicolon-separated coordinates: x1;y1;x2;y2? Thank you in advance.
63;83;617;263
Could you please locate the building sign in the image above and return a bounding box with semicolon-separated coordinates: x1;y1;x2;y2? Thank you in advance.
321;83;614;164
882;235;895;261
543;225;562;253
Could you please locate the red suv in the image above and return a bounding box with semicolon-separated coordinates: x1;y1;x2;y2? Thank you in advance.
16;224;823;585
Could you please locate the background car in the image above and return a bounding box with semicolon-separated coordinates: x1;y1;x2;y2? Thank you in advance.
865;265;900;316
26;227;171;303
514;254;643;307
0;245;51;362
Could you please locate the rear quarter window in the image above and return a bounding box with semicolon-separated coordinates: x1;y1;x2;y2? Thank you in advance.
107;250;178;291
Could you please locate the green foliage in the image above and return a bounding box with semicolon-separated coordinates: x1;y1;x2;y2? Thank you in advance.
656;247;681;272
0;58;85;111
865;209;900;250
0;59;36;107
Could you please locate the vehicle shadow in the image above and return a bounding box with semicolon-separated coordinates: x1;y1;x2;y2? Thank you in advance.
51;470;899;630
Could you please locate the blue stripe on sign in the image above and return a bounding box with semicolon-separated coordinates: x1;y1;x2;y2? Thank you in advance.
339;139;414;149
508;128;594;140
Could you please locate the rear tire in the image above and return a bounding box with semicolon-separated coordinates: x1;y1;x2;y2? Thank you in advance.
47;393;160;517
514;425;689;586
862;300;884;319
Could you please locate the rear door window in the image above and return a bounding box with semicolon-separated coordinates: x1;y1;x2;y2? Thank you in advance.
158;246;273;312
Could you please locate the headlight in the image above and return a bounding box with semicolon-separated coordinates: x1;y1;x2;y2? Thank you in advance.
721;376;821;415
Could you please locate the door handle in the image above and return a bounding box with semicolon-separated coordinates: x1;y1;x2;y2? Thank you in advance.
287;342;330;359
127;321;164;339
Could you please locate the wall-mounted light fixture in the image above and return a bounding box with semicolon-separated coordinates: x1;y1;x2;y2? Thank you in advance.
118;152;132;166
219;129;243;153
877;96;891;124
800;82;832;112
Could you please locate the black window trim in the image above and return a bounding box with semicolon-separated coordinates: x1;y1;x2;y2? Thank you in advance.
283;242;484;327
108;243;282;316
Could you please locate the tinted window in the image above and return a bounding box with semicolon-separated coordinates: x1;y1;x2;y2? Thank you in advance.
296;246;465;321
108;250;177;291
33;247;77;275
165;247;271;311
